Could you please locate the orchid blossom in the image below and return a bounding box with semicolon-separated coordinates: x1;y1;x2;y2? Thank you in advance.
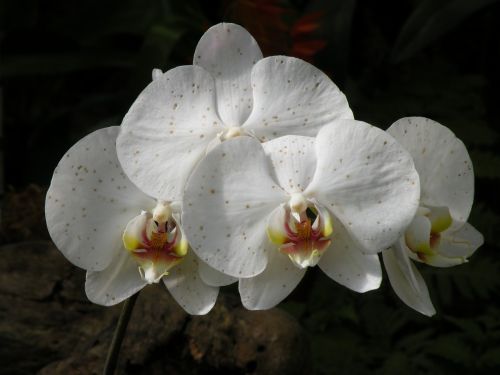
116;22;352;202
45;127;220;314
382;117;484;316
181;120;420;309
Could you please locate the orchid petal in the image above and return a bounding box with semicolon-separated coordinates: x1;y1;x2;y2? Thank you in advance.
305;120;420;253
387;117;474;225
46;127;154;271
390;239;421;292
194;23;263;126
243;56;353;141
85;249;147;306
318;219;382;292
439;222;483;259
239;242;306;310
262;135;317;194
182;137;286;278
117;65;223;201
198;260;237;287
383;248;436;316
163;251;218;315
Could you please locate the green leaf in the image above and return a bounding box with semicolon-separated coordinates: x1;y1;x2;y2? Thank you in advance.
478;347;500;367
427;334;473;365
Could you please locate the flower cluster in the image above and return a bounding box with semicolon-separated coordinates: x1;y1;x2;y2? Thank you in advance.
46;23;483;316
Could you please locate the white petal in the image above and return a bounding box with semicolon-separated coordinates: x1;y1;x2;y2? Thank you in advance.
305;120;420;253
387;117;474;225
198;260;237;287
262;135;317;194
182;137;286;278
382;248;436;316
163;251;219;315
318;219;382;292
439;222;483;258
243;56;353;141
45;126;154;271
239;242;306;310
391;239;421;292
117;65;223;201
194;23;263;126
85;248;147;306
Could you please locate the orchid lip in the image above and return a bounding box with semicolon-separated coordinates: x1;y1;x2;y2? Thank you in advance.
404;204;465;266
267;199;333;269
123;201;188;283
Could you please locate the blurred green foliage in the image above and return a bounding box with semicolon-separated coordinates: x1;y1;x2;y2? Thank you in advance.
2;0;500;373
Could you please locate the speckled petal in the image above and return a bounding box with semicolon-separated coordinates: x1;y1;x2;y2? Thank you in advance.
163;251;219;315
117;65;223;201
194;23;263;126
182;137;287;278
262;135;317;194
46;126;154;271
198;260;237;287
305;120;420;253
243;56;353;141
318;219;382;292
239;242;306;310
85;248;146;306
387;117;474;227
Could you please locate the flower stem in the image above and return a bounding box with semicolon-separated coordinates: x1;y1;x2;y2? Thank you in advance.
103;291;139;375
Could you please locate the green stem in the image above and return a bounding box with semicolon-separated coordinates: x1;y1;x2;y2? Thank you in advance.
103;291;139;375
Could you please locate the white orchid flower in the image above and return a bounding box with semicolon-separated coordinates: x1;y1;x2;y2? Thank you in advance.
181;120;421;309
45;127;220;315
116;22;353;202
382;117;484;316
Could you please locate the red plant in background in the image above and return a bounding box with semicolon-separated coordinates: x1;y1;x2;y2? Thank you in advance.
224;0;327;63
290;12;327;61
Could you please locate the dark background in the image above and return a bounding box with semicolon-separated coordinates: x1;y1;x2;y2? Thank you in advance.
1;0;500;374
